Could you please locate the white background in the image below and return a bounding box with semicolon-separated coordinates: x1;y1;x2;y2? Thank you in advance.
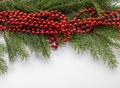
0;44;120;88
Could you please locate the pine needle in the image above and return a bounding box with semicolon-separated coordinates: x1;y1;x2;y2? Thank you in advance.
70;26;119;68
0;58;7;75
15;33;51;58
4;32;29;63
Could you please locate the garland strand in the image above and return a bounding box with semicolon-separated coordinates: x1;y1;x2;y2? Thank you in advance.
0;8;120;49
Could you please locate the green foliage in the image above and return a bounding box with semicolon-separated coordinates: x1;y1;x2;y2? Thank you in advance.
0;44;6;55
93;0;120;11
4;32;29;63
70;26;119;68
0;0;119;74
15;33;51;58
0;58;7;74
0;44;7;74
0;0;38;12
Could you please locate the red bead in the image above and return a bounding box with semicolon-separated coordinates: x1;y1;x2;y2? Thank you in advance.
32;31;35;34
77;30;81;33
41;29;45;34
51;45;57;49
118;30;120;33
27;30;30;33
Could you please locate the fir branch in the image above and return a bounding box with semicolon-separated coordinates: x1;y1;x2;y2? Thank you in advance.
35;0;55;10
93;34;118;68
46;2;84;11
0;58;7;75
46;1;94;19
4;32;29;63
15;33;51;58
46;1;93;12
94;26;120;41
0;0;119;13
92;1;102;17
0;44;7;56
70;29;119;68
94;0;120;11
11;1;39;12
0;43;7;74
93;26;120;51
0;0;38;12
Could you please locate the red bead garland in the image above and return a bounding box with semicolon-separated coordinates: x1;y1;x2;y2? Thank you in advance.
0;8;120;49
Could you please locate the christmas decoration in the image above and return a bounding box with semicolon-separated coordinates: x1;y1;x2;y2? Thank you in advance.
0;0;120;74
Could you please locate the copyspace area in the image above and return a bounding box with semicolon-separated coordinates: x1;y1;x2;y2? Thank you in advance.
0;43;120;88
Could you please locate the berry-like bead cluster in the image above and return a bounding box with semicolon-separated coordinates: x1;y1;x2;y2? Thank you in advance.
69;8;120;34
0;8;120;49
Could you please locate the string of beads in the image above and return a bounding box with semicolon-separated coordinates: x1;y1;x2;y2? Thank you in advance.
0;8;120;49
